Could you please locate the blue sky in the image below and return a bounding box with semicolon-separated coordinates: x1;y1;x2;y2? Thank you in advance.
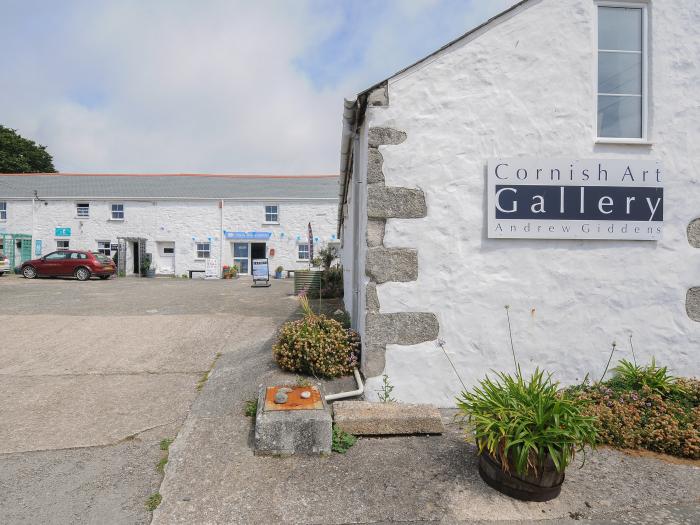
0;0;517;173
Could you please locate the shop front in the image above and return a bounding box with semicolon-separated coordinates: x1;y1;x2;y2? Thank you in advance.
225;231;271;275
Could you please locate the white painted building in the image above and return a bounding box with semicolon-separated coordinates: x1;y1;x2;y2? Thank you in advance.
0;174;338;276
339;0;700;405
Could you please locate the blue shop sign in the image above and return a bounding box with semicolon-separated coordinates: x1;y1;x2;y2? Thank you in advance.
55;227;71;237
224;231;272;240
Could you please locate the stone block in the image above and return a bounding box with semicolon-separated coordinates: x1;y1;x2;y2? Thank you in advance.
367;148;384;184
687;288;700;322
366;312;439;346
688;219;700;248
361;343;386;378
368;127;407;148
366;84;389;107
254;386;332;456
367;186;427;219
365;282;380;312
333;401;444;435
366;247;418;283
366;218;385;247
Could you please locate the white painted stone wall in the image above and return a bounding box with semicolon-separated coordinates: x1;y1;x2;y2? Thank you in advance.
357;0;700;405
0;198;337;275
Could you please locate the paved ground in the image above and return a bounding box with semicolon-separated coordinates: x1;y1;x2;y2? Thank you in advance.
2;274;699;524
0;275;302;524
153;312;700;524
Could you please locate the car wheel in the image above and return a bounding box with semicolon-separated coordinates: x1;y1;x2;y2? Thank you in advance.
75;267;91;281
23;266;37;279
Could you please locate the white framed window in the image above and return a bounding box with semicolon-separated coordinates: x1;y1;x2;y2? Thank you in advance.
596;2;648;142
111;203;124;220
76;203;90;218
56;240;70;251
264;204;279;223
196;242;211;259
0;201;6;221
297;243;309;260
97;240;111;256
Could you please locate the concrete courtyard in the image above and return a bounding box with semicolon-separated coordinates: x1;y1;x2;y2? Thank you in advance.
0;275;301;524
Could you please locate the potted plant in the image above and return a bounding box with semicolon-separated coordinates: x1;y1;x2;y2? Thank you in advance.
275;265;284;279
222;265;231;279
140;254;155;277
457;368;597;501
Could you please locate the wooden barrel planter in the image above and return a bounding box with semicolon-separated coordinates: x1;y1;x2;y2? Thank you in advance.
293;269;322;296
478;451;564;502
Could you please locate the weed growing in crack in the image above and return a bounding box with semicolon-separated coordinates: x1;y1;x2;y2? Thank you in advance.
244;398;258;417
145;492;162;511
332;424;357;453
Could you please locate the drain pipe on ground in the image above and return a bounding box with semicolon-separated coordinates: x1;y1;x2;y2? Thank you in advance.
325;367;364;402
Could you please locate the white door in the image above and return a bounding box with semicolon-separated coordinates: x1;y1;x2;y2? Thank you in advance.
157;242;175;274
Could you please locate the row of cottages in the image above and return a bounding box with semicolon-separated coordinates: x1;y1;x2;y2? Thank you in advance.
338;0;700;405
0;174;338;276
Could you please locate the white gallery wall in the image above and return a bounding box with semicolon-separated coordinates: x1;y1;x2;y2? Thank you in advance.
360;0;700;405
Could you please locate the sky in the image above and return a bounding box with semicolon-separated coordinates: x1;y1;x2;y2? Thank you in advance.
1;0;518;174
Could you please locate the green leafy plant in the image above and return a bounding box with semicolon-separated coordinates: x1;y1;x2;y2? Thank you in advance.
321;265;343;298
332;424;357;453
159;438;173;451
457;368;598;475
244;398;258;417
376;374;396;403
275;265;284;273
610;357;679;395
145;492;162;511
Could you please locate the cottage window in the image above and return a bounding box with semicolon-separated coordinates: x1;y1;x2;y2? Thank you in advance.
196;242;211;259
0;201;6;220
264;205;279;223
56;240;70;251
111;203;124;220
76;203;90;218
597;3;647;140
97;240;111;255
297;243;309;260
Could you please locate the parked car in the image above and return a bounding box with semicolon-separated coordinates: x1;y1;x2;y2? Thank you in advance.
21;250;116;281
0;254;9;276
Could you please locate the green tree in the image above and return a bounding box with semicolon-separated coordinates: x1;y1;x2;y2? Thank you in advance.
0;125;56;173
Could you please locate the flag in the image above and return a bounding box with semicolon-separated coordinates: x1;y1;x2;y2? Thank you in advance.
308;222;314;262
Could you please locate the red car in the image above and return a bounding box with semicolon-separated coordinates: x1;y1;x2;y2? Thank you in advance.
21;250;116;281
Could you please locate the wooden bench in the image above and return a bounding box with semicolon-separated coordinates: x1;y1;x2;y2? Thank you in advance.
188;270;205;279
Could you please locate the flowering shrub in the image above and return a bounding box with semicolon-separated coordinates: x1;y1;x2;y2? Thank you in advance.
273;314;360;378
568;377;700;459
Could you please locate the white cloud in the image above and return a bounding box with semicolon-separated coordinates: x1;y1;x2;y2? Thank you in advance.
0;0;519;174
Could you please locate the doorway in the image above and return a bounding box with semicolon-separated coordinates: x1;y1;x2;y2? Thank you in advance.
251;242;266;261
132;242;140;274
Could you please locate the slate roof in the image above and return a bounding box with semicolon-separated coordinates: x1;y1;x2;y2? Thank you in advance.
0;174;339;200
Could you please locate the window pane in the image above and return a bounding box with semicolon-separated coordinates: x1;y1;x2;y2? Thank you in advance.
237;259;248;273
233;243;248;257
598;7;642;51
598;51;641;94
598;95;642;138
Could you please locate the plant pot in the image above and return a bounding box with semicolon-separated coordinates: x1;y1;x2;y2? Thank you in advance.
275;271;282;279
477;451;564;502
145;269;156;278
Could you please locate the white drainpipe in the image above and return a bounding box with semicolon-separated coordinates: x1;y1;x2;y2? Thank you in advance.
325;367;364;402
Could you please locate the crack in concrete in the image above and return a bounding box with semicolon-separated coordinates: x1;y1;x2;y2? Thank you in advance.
0;418;183;456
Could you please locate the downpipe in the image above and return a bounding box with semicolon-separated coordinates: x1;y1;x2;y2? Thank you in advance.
325;367;364;402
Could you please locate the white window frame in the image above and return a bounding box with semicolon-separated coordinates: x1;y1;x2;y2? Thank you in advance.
110;203;125;221
76;202;90;218
195;242;211;260
97;240;111;256
264;204;279;224
297;243;310;261
0;201;6;221
56;239;70;251
594;1;649;144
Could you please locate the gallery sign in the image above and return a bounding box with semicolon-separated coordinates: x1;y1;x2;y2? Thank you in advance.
487;159;663;240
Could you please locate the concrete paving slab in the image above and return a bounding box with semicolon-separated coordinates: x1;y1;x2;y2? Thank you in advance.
333;400;445;435
0;372;199;453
